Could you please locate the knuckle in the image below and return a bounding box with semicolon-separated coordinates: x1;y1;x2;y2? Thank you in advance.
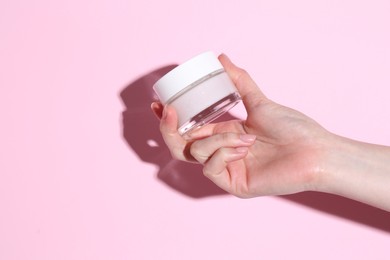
202;166;212;178
189;142;200;159
219;132;232;144
221;132;230;142
237;67;249;77
189;142;204;163
220;132;239;146
235;68;249;84
189;142;196;156
238;67;248;75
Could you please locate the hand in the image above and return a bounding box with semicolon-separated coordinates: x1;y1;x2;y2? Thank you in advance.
151;54;332;198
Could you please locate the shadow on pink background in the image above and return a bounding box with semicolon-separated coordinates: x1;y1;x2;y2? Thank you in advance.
1;0;390;259
120;67;390;233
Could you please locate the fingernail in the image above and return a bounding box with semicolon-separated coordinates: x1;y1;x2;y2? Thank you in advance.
235;147;248;153
222;53;230;61
240;134;256;143
150;102;157;111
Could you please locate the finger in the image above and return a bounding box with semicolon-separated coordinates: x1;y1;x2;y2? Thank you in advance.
203;147;249;191
190;132;256;164
159;104;188;161
218;53;267;113
185;118;243;140
184;122;218;140
151;102;163;119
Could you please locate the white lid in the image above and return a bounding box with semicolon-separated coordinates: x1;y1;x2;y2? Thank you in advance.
153;51;223;104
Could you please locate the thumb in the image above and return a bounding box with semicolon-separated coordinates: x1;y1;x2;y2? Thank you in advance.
218;54;267;113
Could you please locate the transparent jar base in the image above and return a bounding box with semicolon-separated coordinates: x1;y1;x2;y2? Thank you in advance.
178;92;241;136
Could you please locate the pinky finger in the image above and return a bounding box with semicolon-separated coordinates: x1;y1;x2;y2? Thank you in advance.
203;147;248;189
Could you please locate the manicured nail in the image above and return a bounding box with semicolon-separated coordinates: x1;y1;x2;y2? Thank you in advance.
240;134;256;143
224;54;230;61
150;102;157;111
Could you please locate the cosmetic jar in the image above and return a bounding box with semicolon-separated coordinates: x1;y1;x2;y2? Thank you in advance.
153;51;241;135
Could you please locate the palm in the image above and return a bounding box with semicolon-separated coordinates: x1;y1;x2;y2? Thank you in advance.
211;100;327;197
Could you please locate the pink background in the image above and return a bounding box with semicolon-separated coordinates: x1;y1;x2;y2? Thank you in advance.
1;0;389;259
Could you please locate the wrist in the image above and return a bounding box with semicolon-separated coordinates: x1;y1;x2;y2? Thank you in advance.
313;133;356;193
312;133;390;211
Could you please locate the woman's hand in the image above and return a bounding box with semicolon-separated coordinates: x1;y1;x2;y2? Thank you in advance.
151;54;332;198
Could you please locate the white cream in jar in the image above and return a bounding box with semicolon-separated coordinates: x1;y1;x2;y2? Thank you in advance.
153;51;241;135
